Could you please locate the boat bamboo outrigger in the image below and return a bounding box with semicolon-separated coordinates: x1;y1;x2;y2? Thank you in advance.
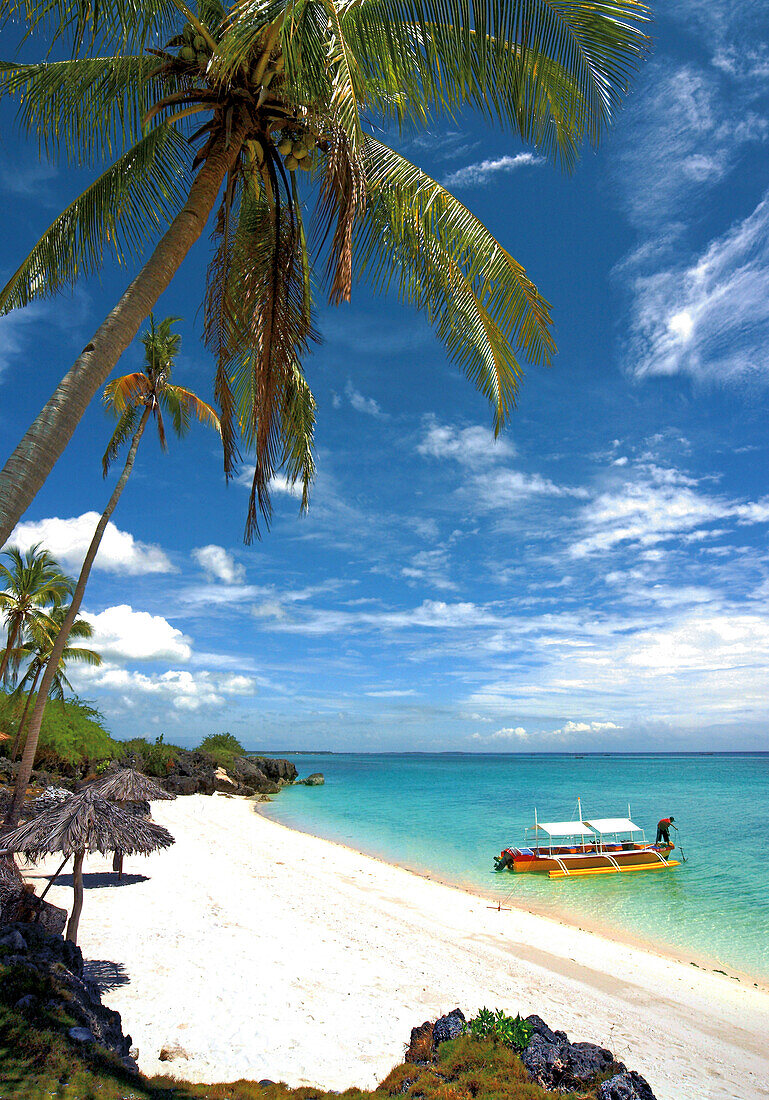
495;801;680;879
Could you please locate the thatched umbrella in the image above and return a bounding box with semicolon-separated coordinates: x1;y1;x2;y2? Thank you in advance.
1;786;174;943
88;767;175;875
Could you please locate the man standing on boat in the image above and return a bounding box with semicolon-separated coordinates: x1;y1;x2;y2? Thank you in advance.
656;816;677;846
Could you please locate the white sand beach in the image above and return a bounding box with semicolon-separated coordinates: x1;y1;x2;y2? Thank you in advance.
26;794;769;1100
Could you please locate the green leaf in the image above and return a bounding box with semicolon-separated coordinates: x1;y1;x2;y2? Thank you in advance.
0;123;191;314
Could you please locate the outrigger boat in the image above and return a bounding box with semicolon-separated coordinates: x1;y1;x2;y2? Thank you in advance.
495;801;680;879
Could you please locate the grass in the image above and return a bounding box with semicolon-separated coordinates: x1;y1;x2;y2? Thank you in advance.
0;1004;606;1100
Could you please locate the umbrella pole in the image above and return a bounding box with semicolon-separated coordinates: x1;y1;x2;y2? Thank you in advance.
39;854;70;901
112;849;124;877
66;850;85;944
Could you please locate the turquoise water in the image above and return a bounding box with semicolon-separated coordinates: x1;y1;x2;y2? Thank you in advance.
261;753;769;982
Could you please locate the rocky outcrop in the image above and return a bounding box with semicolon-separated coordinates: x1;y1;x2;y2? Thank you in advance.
230;756;281;794
0;922;135;1070
298;772;325;786
248;756;298;785
404;1010;657;1099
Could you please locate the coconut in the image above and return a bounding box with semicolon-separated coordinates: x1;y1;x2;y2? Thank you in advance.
277;137;293;156
193;35;207;50
284;155;298;171
180;45;196;62
197;52;209;69
298;157;312;171
292;141;308;158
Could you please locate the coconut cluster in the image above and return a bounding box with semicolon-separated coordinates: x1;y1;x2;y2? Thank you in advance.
177;22;213;72
276;132;317;172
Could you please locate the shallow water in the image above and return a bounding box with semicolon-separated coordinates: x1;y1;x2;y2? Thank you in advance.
262;752;769;981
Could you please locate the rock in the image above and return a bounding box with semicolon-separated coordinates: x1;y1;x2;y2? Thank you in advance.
159;1043;189;1062
0;929;27;953
164;775;199;796
230;757;282;794
130;1046;140;1060
299;773;325;786
68;1027;95;1043
598;1071;658;1100
405;1020;434;1063
432;1008;465;1048
214;766;238;793
0;923;131;1059
0;880;67;935
121;1054;141;1075
15;994;37;1011
258;1080;276;1087
249;756;298;785
521;1023;622;1092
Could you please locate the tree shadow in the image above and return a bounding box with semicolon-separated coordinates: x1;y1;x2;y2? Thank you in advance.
55;872;150;889
83;958;131;992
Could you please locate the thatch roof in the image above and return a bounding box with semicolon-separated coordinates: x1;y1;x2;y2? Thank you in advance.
89;767;175;803
0;787;174;859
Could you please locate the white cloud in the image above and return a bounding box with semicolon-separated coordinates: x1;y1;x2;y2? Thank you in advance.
627;191;769;382
236;466;303;499
401;548;455;591
192;544;245;584
570;464;769;558
443;152;544;189
417;418;515;465
345;380;387;418
471;726;528;742
0;306;49;378
549;720;621;738
84;605;192;662
7;513;172;574
76;664;257;711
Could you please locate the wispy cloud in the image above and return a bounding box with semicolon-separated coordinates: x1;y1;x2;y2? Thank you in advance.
625;191;769;383
417;417;515;464
192;544;245;584
443;152;544;189
343;380;388;418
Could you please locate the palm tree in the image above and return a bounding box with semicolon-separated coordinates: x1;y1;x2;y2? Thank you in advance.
6;607;101;760
0;546;73;685
0;0;650;544
4;317;220;828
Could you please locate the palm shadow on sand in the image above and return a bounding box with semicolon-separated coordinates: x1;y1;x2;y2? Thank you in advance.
55;872;149;889
83;958;131;992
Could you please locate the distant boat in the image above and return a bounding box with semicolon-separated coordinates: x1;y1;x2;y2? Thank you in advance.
495;800;680;879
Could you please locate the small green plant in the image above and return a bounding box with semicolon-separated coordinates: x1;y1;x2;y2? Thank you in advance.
463;1008;533;1052
198;731;245;768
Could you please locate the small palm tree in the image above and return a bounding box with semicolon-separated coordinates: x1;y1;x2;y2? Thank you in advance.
4;317;220;828
0;0;650;544
6;607;101;760
0;545;73;685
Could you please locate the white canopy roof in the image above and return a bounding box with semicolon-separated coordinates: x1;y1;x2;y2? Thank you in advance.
584;818;641;834
533;820;595;837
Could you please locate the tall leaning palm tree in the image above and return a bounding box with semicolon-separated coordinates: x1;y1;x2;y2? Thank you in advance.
4;317;220;828
0;0;649;545
0;545;73;685
7;607;101;760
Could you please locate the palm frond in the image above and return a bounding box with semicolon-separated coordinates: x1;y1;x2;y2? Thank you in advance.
0;0;181;54
166;385;221;434
104;373;150;415
102;402;140;474
355;136;553;429
0;124;190;314
0;56;182;165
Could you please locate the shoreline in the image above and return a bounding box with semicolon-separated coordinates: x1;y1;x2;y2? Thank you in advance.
26;793;769;1100
258;801;769;992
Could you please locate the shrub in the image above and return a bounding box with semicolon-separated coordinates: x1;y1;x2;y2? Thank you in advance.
197;732;245;768
463;1008;533;1052
120;735;181;777
0;692;117;774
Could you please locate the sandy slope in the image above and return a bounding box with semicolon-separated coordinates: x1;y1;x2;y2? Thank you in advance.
27;794;769;1100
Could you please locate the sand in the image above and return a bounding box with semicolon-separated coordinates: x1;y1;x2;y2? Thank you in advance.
26;794;769;1100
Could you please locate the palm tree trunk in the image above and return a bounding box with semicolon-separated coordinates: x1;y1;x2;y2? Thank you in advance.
0;118;248;547
10;667;42;760
66;850;85;944
0;622;21;686
4;407;151;829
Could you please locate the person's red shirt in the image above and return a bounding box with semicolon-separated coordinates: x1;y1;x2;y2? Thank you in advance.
658;818;673;828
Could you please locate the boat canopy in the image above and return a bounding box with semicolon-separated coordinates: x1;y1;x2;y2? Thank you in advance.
533;820;595;838
584;818;641;834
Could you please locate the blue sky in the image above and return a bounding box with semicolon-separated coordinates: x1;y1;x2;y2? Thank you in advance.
2;0;769;752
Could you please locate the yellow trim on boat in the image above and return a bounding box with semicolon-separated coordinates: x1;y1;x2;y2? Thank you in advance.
547;860;681;879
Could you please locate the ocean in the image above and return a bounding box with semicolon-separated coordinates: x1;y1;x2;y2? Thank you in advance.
260;752;769;982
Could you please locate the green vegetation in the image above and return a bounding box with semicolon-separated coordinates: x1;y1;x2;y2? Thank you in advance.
120;734;184;778
0;692;116;773
198;732;246;768
0;997;596;1100
0;0;650;550
463;1008;533;1052
6;317;220;829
